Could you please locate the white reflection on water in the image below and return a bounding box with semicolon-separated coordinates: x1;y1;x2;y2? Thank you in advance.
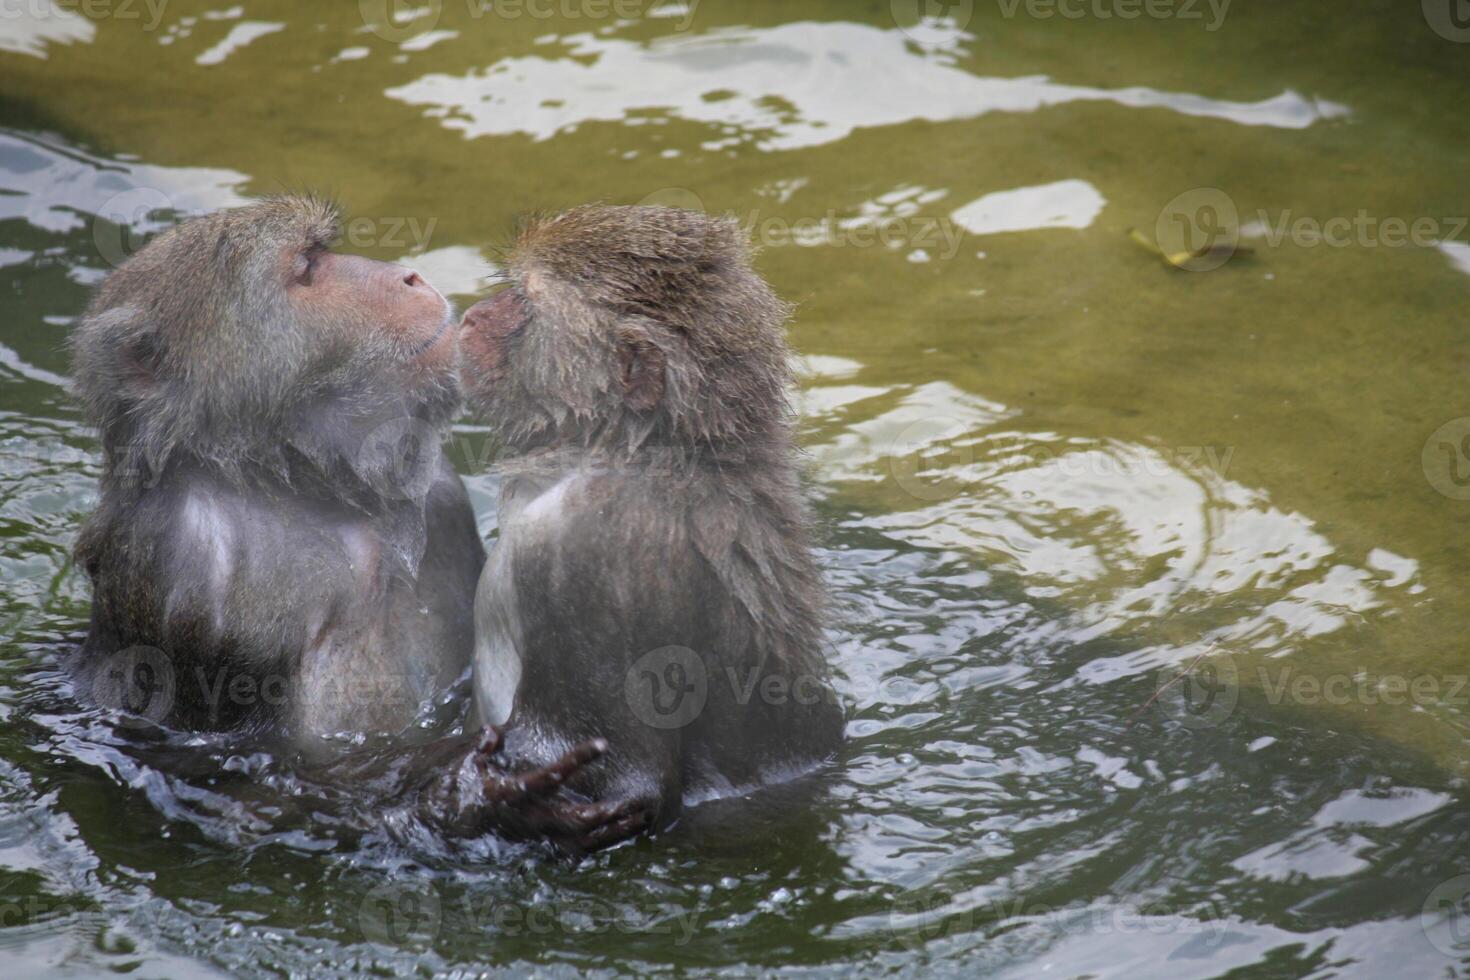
194;22;285;67
0;1;94;60
951;179;1107;236
387;21;1350;150
392;245;500;298
802;368;1423;674
0;130;248;236
1233;787;1451;882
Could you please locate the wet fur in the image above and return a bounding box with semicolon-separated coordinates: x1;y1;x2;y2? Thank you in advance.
70;197;484;745
464;205;843;827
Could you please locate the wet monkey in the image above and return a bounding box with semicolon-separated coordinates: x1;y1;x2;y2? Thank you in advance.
459;205;845;832
71;196;638;851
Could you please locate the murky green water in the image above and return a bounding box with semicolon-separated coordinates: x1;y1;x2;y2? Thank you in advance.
3;0;1470;975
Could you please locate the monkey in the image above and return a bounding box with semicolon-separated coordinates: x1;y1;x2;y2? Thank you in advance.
457;205;846;833
69;196;643;851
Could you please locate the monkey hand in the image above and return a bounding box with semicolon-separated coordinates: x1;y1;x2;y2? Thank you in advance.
428;726;651;854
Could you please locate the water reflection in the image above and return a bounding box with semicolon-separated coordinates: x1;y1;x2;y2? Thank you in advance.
0;129;247;243
388;21;1350;150
803;361;1423;679
0;2;94;60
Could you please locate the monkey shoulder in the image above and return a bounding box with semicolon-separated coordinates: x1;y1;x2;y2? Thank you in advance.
494;468;707;574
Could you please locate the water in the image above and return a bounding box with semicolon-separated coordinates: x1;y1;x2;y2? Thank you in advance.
2;1;1470;975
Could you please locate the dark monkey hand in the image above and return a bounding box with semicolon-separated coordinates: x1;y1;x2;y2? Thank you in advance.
423;727;652;855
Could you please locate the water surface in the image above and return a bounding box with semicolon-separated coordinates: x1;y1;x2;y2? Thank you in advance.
2;1;1470;976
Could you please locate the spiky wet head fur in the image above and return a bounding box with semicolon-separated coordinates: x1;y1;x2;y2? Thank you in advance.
463;205;795;460
70;196;458;502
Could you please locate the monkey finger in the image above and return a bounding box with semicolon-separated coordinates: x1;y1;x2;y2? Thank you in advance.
472;726;504;760
513;738;610;800
576;807;654;852
557;796;649;838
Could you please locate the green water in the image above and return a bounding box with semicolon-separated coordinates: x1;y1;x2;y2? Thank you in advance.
2;0;1470;975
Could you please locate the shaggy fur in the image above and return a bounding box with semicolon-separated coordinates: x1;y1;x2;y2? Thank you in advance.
462;205;842;826
70;197;482;743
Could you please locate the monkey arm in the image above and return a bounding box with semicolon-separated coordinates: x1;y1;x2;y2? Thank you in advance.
472;472;720;828
474;467;843;832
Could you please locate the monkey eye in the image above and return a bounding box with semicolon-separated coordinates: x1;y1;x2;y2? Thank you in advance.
292;248;322;287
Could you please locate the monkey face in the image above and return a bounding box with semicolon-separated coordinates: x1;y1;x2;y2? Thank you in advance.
458;286;528;396
286;248;456;379
71;196;465;488
457;205;796;457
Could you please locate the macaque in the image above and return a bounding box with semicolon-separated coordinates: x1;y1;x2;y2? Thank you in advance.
458;205;845;832
69;196;638;851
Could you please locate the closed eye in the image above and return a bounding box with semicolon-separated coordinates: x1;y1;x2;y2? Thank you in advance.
292;247;324;286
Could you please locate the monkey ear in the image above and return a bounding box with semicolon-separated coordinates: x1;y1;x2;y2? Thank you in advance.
120;330;163;391
616;324;666;413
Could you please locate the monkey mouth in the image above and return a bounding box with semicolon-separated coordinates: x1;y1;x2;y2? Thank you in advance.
410;315;456;359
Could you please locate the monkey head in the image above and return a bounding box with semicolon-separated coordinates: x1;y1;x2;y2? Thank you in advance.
459;206;795;458
71;196;458;496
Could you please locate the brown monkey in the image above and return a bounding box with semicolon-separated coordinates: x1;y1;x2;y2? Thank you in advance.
458;205;845;831
70;196;638;851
